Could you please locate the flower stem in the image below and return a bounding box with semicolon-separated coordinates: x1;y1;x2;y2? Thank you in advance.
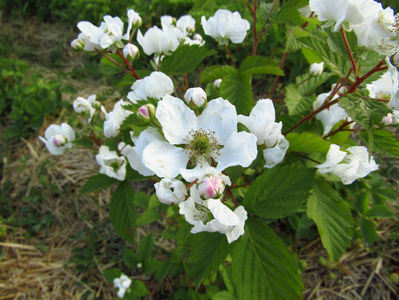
116;49;141;79
224;44;237;68
251;0;258;55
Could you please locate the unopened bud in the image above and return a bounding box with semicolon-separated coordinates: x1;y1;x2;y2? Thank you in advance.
197;174;225;199
184;87;207;107
193;33;203;43
137;104;155;120
382;113;393;125
214;78;222;88
53;134;67;147
71;39;84;50
309;62;324;76
123;43;139;61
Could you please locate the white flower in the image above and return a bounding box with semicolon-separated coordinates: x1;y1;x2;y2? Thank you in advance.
313;88;349;136
309;0;379;31
352;4;399;56
237;99;289;168
102;100;132;138
367;58;399;110
73;94;99;122
125;9;142;35
214;78;222;88
123;43;139;60
96;145;126;181
184;87;207;107
201;9;250;44
179;185;247;243
161;15;176;30
238;99;282;147
137;26;180;56
176;15;196;34
127;71;174;103
141;96;258;179
317;144;378;184
113;274;132;298
309;62;324;75
155;178;187;204
263;135;289;169
39;123;75;155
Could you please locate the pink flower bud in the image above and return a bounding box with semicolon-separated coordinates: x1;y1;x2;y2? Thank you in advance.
197;175;225;199
382;113;393;125
53;134;67;147
123;43;139;60
137;104;155;120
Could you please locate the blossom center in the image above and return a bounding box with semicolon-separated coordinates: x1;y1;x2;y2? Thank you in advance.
184;129;220;165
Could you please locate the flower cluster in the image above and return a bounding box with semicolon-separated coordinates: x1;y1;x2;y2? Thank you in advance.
113;274;132;298
71;9;141;52
309;0;399;55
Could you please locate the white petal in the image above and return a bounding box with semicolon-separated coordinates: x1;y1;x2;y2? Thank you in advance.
197;97;237;145
263;135;289;168
156;95;197;144
206;199;240;226
142;140;189;178
217;132;257;171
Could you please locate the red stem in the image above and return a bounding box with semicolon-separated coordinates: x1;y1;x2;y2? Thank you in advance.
184;74;189;90
224;44;237;68
323;120;354;139
340;28;357;76
116;49;141;80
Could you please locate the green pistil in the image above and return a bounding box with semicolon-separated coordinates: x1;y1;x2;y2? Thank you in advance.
184;128;219;166
108;159;123;172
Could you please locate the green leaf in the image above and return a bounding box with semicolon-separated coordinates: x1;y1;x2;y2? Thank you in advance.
103;268;121;282
231;218;304;300
360;129;399;158
220;71;253;114
185;232;229;286
307;180;353;261
110;182;136;242
286;27;312;52
239;56;283;76
73;137;94;148
339;94;391;128
359;217;378;245
365;204;395;218
287;132;330;153
123;248;139;269
79;174;118;195
296;73;333;96
285;84;314;115
131;280;150;296
200;65;236;83
212;291;236;300
160;45;216;75
138;234;154;262
298;35;351;77
243;166;315;219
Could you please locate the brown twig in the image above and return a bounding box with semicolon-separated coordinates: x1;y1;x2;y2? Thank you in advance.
323;120;354;139
270;52;288;98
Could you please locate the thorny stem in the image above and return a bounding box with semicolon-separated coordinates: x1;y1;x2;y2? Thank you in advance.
323;120;354;139
341;28;357;76
116;49;141;79
224;44;237;68
284;58;387;135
